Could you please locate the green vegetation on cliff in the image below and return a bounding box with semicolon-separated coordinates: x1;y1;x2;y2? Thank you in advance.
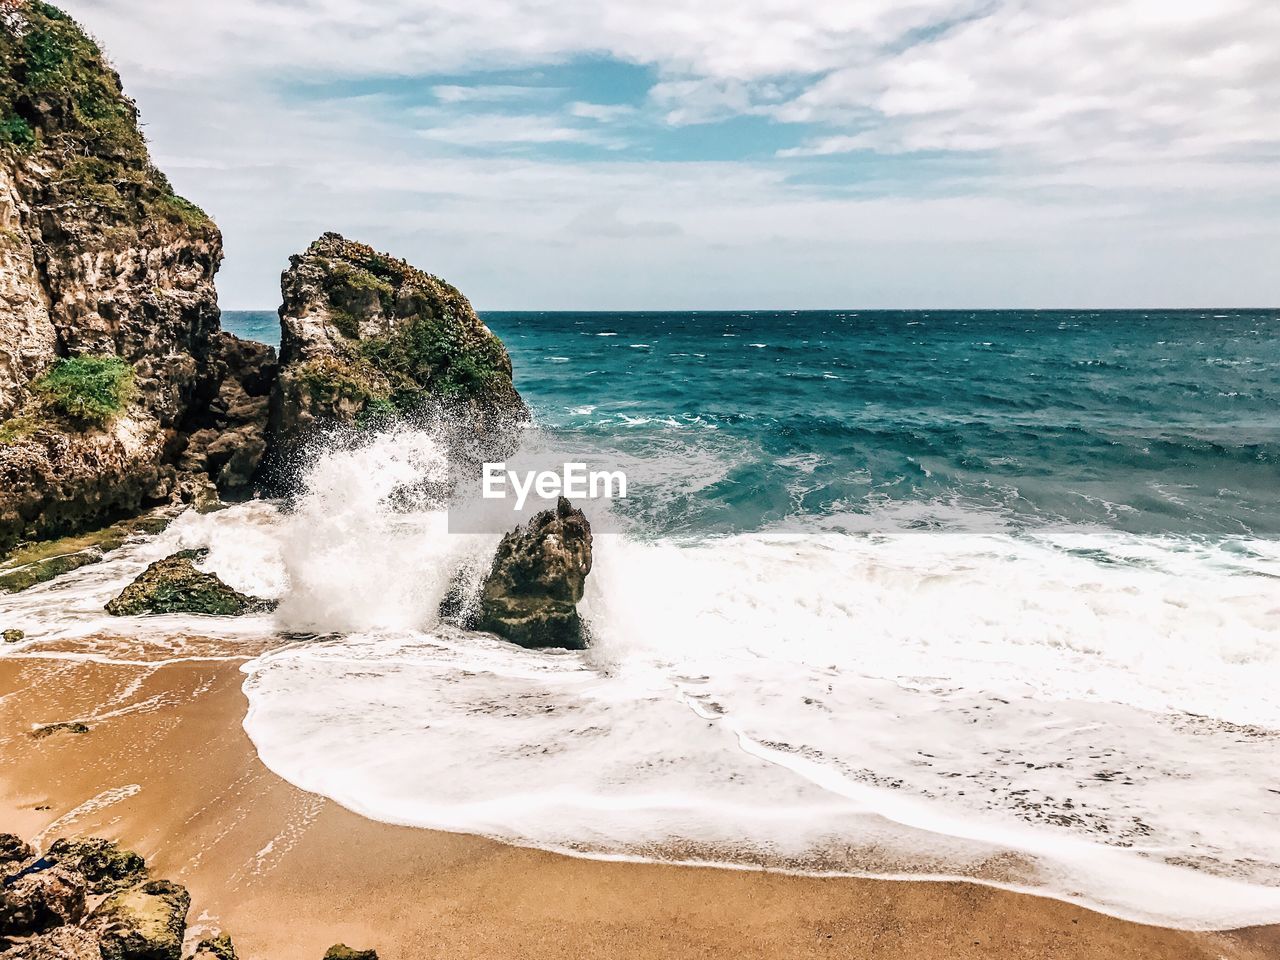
309;235;514;407
34;354;134;424
0;1;211;228
360;313;510;400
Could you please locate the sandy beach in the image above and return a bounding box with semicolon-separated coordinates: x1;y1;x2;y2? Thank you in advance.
1;646;1276;960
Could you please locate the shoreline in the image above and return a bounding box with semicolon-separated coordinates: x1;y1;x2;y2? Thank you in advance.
1;651;1276;959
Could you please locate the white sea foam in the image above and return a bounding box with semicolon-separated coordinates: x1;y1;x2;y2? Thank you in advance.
5;425;1280;929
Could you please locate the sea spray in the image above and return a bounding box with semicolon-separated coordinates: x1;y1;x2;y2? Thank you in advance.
271;427;495;633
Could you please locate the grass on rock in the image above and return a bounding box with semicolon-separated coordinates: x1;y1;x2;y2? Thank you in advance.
34;355;134;424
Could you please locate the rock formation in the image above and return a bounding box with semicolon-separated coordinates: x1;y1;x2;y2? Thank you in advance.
30;721;88;739
269;232;526;469
322;946;378;960
191;934;237;960
1;1;542;631
1;832;371;960
44;838;146;895
3;924;102;960
476;497;593;649
0;510;172;593
104;549;271;617
86;879;189;960
0;866;85;936
0;2;275;551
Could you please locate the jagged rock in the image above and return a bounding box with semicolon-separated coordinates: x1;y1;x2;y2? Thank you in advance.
322;945;378;960
1;925;102;960
191;933;236;960
46;838;146;894
30;722;88;739
87;878;189;960
0;3;271;550
3;628;23;642
178;333;277;493
104;550;270;617
0;834;33;873
0;426;174;553
476;497;593;649
269;232;526;468
0;865;86;936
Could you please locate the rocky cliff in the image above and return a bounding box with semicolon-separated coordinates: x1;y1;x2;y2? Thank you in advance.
0;3;528;553
270;232;527;469
0;1;274;549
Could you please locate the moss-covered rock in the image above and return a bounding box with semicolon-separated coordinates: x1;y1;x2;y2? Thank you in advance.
4;628;25;642
87;878;189;960
269;232;527;467
0;510;173;593
0;551;98;592
322;945;378;960
33;355;135;425
0;1;212;232
46;837;147;894
104;550;271;617
191;933;236;960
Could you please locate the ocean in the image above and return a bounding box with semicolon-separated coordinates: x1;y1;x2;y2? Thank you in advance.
7;309;1279;928
226;308;1280;539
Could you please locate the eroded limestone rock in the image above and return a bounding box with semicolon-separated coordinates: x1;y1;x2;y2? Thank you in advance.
1;924;102;960
46;838;146;895
87;878;189;960
0;866;86;937
476;497;593;649
269;233;526;469
322;945;378;960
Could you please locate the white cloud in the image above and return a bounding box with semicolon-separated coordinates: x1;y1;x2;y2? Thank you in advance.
50;0;1280;308
777;0;1280;161
415;113;621;147
432;84;559;103
65;0;1280;162
567;102;636;122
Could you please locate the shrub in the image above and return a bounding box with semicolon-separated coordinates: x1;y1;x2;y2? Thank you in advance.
34;355;134;424
294;355;389;407
0;115;33;146
148;193;211;229
359;314;507;401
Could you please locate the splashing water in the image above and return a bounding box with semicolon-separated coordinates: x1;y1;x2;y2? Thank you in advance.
272;429;471;633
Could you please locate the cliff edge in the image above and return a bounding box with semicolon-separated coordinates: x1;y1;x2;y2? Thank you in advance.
0;1;274;549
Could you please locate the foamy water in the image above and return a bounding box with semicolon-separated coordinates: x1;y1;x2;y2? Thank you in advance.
4;424;1280;929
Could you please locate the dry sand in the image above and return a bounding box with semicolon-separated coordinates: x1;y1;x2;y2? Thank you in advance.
0;649;1276;960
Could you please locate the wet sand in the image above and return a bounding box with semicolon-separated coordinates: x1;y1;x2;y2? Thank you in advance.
0;651;1276;960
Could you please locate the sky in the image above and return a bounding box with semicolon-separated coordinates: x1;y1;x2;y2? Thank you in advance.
57;0;1280;310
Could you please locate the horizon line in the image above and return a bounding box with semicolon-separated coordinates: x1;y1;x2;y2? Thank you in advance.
221;305;1280;314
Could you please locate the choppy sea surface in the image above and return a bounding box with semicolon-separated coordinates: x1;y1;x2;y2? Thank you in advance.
5;309;1279;929
230;308;1280;539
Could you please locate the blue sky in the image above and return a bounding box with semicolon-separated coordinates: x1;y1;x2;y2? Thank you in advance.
58;0;1280;309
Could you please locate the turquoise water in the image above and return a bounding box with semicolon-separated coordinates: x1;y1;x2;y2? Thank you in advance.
225;309;1280;539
